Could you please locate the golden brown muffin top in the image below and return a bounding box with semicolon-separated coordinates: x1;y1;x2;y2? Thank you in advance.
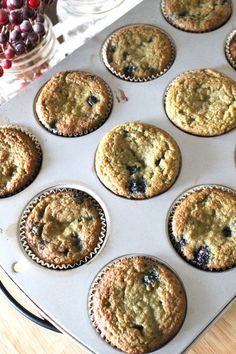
35;71;112;136
162;0;232;32
104;24;174;80
171;187;236;270
165;68;236;136
24;190;104;267
95;122;181;199
91;256;187;353
0;127;41;197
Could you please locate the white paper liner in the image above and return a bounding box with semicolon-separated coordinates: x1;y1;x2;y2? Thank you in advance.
167;184;236;272
33;71;113;137
225;29;236;70
88;254;187;351
101;24;176;82
19;187;108;270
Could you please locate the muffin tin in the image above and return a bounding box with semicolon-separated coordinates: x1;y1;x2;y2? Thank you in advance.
0;0;235;353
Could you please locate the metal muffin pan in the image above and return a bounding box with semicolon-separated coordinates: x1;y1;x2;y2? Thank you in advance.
0;0;235;353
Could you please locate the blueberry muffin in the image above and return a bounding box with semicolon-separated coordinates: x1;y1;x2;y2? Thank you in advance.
0;127;41;197
23;189;105;267
35;71;113;136
170;187;236;271
95;122;181;199
103;24;175;81
161;0;232;33
225;30;236;70
90;255;187;353
165;69;236;136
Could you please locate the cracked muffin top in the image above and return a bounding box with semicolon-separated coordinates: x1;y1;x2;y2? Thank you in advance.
24;190;103;267
162;0;232;33
165;69;236;136
90;256;187;353
35;71;113;136
103;24;174;81
170;187;236;271
95;122;181;199
0;127;41;197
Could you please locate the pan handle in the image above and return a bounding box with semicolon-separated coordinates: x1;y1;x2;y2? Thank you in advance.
0;280;60;333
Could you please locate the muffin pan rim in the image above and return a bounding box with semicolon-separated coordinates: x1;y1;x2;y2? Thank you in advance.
0;0;235;353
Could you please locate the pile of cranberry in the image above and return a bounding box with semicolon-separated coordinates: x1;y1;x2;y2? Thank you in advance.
0;0;54;77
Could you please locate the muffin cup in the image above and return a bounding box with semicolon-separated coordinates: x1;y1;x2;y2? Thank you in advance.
160;0;232;33
19;186;108;270
88;254;187;350
33;71;113;137
94;122;182;200
101;24;176;83
0;125;42;198
225;29;236;70
167;184;236;272
163;70;236;137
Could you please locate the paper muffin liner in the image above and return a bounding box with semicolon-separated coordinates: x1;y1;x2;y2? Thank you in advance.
163;70;236;137
101;24;176;83
0;124;42;198
19;186;108;270
88;254;187;351
167;184;236;272
160;0;232;34
33;71;113;138
225;29;236;70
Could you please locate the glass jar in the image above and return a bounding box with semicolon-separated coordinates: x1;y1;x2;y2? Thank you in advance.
60;0;125;14
0;15;57;105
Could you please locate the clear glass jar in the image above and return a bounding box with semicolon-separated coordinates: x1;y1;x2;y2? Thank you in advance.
61;0;125;14
0;15;57;105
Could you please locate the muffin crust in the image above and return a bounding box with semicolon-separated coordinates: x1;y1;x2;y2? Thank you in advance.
90;256;187;353
0;127;41;197
95;122;181;199
165;69;236;136
24;190;103;266
104;24;174;80
35;71;112;136
170;187;236;271
162;0;232;33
